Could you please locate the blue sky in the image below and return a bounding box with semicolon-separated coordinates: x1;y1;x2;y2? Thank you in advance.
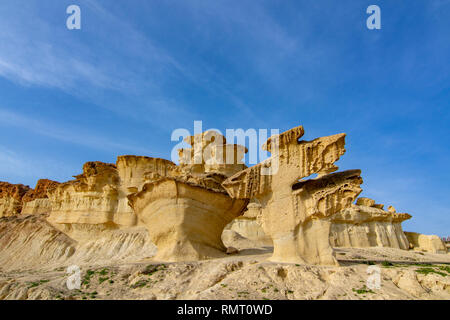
0;0;449;236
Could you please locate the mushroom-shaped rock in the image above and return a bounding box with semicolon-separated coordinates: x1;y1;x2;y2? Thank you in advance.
128;176;247;262
127;131;249;262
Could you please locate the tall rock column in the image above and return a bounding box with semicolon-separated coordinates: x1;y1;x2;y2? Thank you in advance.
222;125;363;265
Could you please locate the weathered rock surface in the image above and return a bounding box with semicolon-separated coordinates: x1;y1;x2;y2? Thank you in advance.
405;232;448;254
356;197;375;207
47;162;121;235
223;126;363;265
177;130;247;177
0;182;31;217
330;201;411;250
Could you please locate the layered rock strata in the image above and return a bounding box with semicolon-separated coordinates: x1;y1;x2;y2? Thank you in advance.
46;157;175;242
47;162;120;232
330;200;411;250
21;179;60;215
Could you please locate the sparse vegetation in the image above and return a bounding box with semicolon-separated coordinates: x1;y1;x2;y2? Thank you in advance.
352;285;375;294
415;267;447;277
131;279;149;288
27;279;49;288
98;268;109;276
143;264;167;276
99;277;109;284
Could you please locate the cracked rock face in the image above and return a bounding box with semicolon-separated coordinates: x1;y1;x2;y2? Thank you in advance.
222;126;363;265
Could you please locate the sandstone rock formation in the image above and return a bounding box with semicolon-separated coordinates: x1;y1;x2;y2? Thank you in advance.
330;199;411;250
115;155;176;226
222;126;363;265
47;162;121;234
128;132;248;262
46;157;176;241
0;182;31;217
405;232;448;254
21;179;60;215
0;123;445;275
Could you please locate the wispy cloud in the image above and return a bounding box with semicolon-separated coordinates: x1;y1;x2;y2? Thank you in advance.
0;108;150;154
0;1;194;126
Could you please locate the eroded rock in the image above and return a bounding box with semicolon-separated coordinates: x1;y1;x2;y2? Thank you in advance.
222;126;363;265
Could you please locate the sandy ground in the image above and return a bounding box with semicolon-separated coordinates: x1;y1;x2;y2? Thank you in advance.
1;215;449;300
0;246;449;300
